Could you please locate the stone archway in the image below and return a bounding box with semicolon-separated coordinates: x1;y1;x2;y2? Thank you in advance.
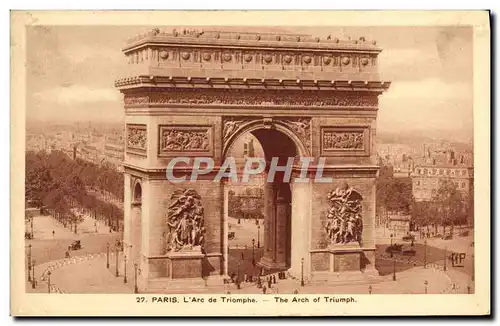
222;124;312;278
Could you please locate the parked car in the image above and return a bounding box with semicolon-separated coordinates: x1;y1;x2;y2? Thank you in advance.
459;230;469;237
402;234;415;242
69;240;81;250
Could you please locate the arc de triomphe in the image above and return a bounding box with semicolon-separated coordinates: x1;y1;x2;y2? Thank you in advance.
115;28;390;292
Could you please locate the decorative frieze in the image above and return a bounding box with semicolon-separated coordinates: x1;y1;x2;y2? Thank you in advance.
320;126;370;156
124;89;378;108
126;124;147;155
158;125;213;156
324;183;363;245
124;95;149;106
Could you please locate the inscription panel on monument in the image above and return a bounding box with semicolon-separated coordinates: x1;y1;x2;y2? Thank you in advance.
333;253;361;272
320;126;370;157
126;124;147;156
158;124;214;157
311;252;330;271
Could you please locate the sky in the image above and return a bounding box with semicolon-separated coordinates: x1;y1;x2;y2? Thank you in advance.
26;25;473;141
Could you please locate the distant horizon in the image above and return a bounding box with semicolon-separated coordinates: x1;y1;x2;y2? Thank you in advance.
26;25;473;142
26;117;473;146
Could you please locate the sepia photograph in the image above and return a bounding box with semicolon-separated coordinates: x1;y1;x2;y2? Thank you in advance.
10;10;490;316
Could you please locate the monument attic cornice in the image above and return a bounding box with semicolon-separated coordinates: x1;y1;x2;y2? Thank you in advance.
115;75;390;92
123;28;382;54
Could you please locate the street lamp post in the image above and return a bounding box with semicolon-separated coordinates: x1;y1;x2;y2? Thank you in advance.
47;271;51;294
30;217;34;239
424;280;428;294
300;257;305;286
106;243;110;269
444;245;447;271
392;256;396;281
424;239;427;268
369;285;372;294
134;263;139;293
27;244;32;283
31;260;36;289
237;262;241;289
124;255;128;284
257;225;261;248
471;253;475;282
252;239;256;266
390;234;394;258
115;244;119;277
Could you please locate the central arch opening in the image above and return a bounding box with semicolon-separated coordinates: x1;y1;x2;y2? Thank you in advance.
225;126;300;282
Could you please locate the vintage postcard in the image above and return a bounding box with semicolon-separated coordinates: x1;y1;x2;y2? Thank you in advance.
10;10;490;316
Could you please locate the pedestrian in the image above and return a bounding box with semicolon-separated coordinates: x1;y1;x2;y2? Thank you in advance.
262;286;267;294
267;277;272;288
236;276;241;289
52;230;55;238
241;252;244;260
272;275;276;284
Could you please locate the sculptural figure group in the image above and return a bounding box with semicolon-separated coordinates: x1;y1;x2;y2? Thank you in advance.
324;184;363;245
166;189;206;251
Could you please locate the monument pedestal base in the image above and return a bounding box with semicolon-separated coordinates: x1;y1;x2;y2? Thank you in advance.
330;244;362;272
168;248;204;279
310;243;379;285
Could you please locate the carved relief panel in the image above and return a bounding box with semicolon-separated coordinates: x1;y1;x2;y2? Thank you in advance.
165;188;206;251
126;124;147;156
320;126;370;157
324;183;363;246
281;118;311;150
158;125;214;157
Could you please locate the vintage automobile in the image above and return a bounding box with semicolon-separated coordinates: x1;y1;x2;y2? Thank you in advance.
69;240;81;251
228;232;236;240
402;234;415;242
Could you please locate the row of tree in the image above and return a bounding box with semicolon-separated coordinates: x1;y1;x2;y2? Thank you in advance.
376;165;474;235
25;150;124;231
228;187;265;220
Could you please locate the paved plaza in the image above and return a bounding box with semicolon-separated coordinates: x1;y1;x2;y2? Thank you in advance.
26;252;472;295
25;215;474;295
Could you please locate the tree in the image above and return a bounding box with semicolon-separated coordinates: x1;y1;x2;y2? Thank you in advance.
376;166;412;227
432;179;464;236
